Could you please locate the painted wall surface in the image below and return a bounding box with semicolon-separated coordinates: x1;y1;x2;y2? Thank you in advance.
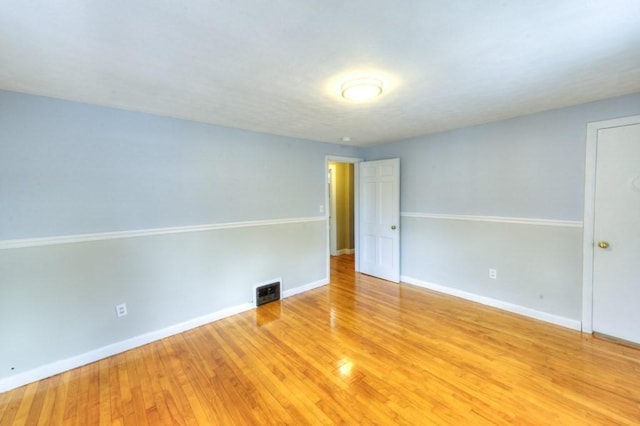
0;90;360;382
401;217;583;319
345;163;354;249
363;93;640;321
334;162;354;251
3;87;640;388
365;93;640;220
1;222;325;378
0;91;359;240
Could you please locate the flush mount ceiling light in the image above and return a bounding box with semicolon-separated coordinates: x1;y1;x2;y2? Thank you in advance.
341;78;383;102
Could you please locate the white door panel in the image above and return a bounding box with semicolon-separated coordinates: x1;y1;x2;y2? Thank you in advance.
363;182;376;223
380;182;394;222
592;122;640;344
379;237;394;268
363;235;376;263
359;158;400;283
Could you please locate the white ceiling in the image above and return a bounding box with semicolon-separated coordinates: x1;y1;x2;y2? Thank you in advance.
2;1;640;146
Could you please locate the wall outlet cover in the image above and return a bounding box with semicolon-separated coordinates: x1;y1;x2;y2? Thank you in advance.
115;303;128;318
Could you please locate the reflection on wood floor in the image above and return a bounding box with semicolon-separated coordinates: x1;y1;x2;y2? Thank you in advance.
1;254;639;424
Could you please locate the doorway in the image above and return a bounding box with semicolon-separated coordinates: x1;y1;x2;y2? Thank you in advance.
328;161;355;256
325;156;361;278
582;114;640;344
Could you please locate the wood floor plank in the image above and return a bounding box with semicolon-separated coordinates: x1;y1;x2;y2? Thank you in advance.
45;370;70;426
11;382;39;425
38;374;63;425
1;254;640;424
97;359;112;426
23;379;51;426
0;383;26;426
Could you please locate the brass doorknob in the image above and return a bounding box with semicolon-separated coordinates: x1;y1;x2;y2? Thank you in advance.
598;241;610;249
391;225;397;230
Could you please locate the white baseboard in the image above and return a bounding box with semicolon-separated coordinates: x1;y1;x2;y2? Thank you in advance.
0;302;252;393
332;249;354;256
0;276;332;394
283;278;329;299
401;275;582;331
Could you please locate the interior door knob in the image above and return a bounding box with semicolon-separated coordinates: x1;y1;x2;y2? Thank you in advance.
598;241;610;249
391;225;397;230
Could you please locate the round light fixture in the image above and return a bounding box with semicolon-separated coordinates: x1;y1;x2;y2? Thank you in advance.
341;78;383;102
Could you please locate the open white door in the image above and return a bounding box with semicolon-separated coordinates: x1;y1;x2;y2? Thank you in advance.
359;158;400;283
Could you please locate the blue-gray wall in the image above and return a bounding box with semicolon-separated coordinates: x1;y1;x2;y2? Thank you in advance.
2;88;640;389
363;92;640;323
0;90;359;384
0;91;358;240
364;93;640;219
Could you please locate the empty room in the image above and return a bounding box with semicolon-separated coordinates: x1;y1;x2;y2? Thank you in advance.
2;1;640;424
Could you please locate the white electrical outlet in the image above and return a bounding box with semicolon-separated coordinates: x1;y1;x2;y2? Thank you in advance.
489;268;497;280
115;303;127;318
319;205;325;213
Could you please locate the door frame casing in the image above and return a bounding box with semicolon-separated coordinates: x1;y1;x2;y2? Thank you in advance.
325;156;363;278
582;114;640;333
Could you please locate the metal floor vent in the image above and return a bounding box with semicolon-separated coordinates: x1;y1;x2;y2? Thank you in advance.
255;281;281;306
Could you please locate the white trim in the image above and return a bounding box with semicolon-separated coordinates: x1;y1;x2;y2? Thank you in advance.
332;248;355;256
325;155;363;279
401;275;582;331
0;302;254;393
0;275;331;393
581;114;640;333
282;278;329;299
325;155;364;164
0;216;326;250
401;212;582;228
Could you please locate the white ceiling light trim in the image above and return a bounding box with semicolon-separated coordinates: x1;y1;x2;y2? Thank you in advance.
328;71;396;104
341;78;383;102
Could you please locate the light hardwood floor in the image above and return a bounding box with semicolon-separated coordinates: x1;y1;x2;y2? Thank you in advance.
1;254;639;425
